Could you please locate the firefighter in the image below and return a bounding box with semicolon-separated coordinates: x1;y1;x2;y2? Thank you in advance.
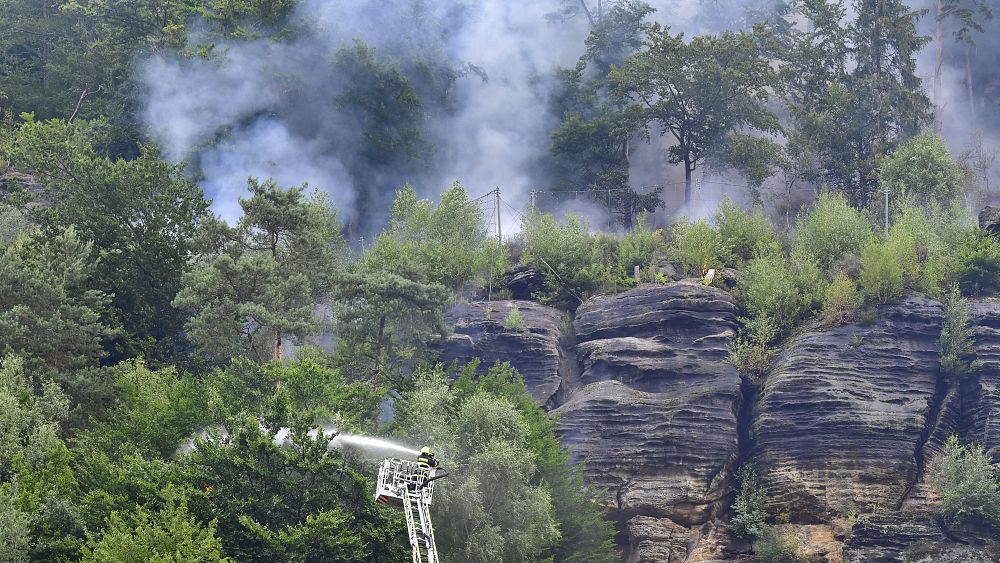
417;446;438;469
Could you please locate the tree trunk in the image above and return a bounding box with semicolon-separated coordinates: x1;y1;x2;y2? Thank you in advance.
274;328;283;361
684;161;693;206
933;0;943;134
966;43;976;123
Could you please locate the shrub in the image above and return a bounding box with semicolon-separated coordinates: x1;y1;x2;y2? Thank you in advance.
671;218;723;276
617;213;661;278
503;304;525;332
752;526;806;563
794;192;872;273
728;315;779;377
939;285;981;381
878;133;965;207
929;435;1000;527
715;197;779;266
521;213;605;308
954;232;1000;297
889;199;973;296
859;232;918;305
821;275;862;326
740;252;823;335
728;466;769;540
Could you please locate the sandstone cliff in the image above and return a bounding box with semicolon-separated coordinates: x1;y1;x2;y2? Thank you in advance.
437;284;1000;562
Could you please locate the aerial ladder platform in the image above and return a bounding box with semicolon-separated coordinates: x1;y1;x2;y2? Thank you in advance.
374;458;446;563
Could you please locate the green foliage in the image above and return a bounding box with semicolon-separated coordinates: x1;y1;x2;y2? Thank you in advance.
671;218;724;276
794;192;872;273
395;362;617;563
209;358;380;429
929;435;1000;527
878;133;965;207
380;183;502;291
82;492;231;562
859;232;918;305
739;252;822;335
821;275;863;326
728;315;779;377
80;361;208;459
954;232;1000;297
549;1;661;227
0;356;70;481
616;213;662;277
728;466;768;540
0;484;30;563
503;304;526;332
179;416;406;562
715;197;779;266
889;199;972;296
752;526;807;563
612;24;780;203
174;178;343;363
938;286;981;380
781;0;930;204
521;213;606;309
5;118;208;363
0;227;117;376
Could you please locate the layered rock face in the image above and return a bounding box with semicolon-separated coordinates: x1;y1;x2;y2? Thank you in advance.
751;298;944;522
436;287;1000;561
437;300;568;407
965;303;1000;457
555;283;741;561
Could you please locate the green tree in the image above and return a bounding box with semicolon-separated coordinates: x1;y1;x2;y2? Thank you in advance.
878;133;964;207
739;252;823;335
938;285;981;380
521;213;607;309
781;0;930;205
82;492;231;563
954;232;1000;297
671;218;724;276
178;416;406;562
0;227;116;375
714;197;779;267
728;466;768;540
793;192;872;273
611;25;780;204
394;363;617;563
549;1;663;227
5;117;208;363
174;178;342;363
930;435;1000;527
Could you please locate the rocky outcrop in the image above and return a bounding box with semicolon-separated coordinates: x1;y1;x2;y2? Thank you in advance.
965;302;1000;458
844;514;1000;562
978;205;1000;238
434;284;1000;561
751;298;944;523
437;300;568;406
555;283;741;557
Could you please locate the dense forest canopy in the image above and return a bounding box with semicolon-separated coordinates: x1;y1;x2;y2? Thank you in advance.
2;0;1000;561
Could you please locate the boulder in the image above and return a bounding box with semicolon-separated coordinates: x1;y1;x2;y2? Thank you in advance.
501;264;545;301
555;283;741;558
751;298;944;522
978;205;1000;238
626;516;690;563
437;300;568;407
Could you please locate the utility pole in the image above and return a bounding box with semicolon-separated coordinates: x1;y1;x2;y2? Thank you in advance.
884;186;889;236
494;187;502;245
529;190;537;212
606;189;614;230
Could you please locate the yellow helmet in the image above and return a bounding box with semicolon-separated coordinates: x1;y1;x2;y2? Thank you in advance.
420;446;431;455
